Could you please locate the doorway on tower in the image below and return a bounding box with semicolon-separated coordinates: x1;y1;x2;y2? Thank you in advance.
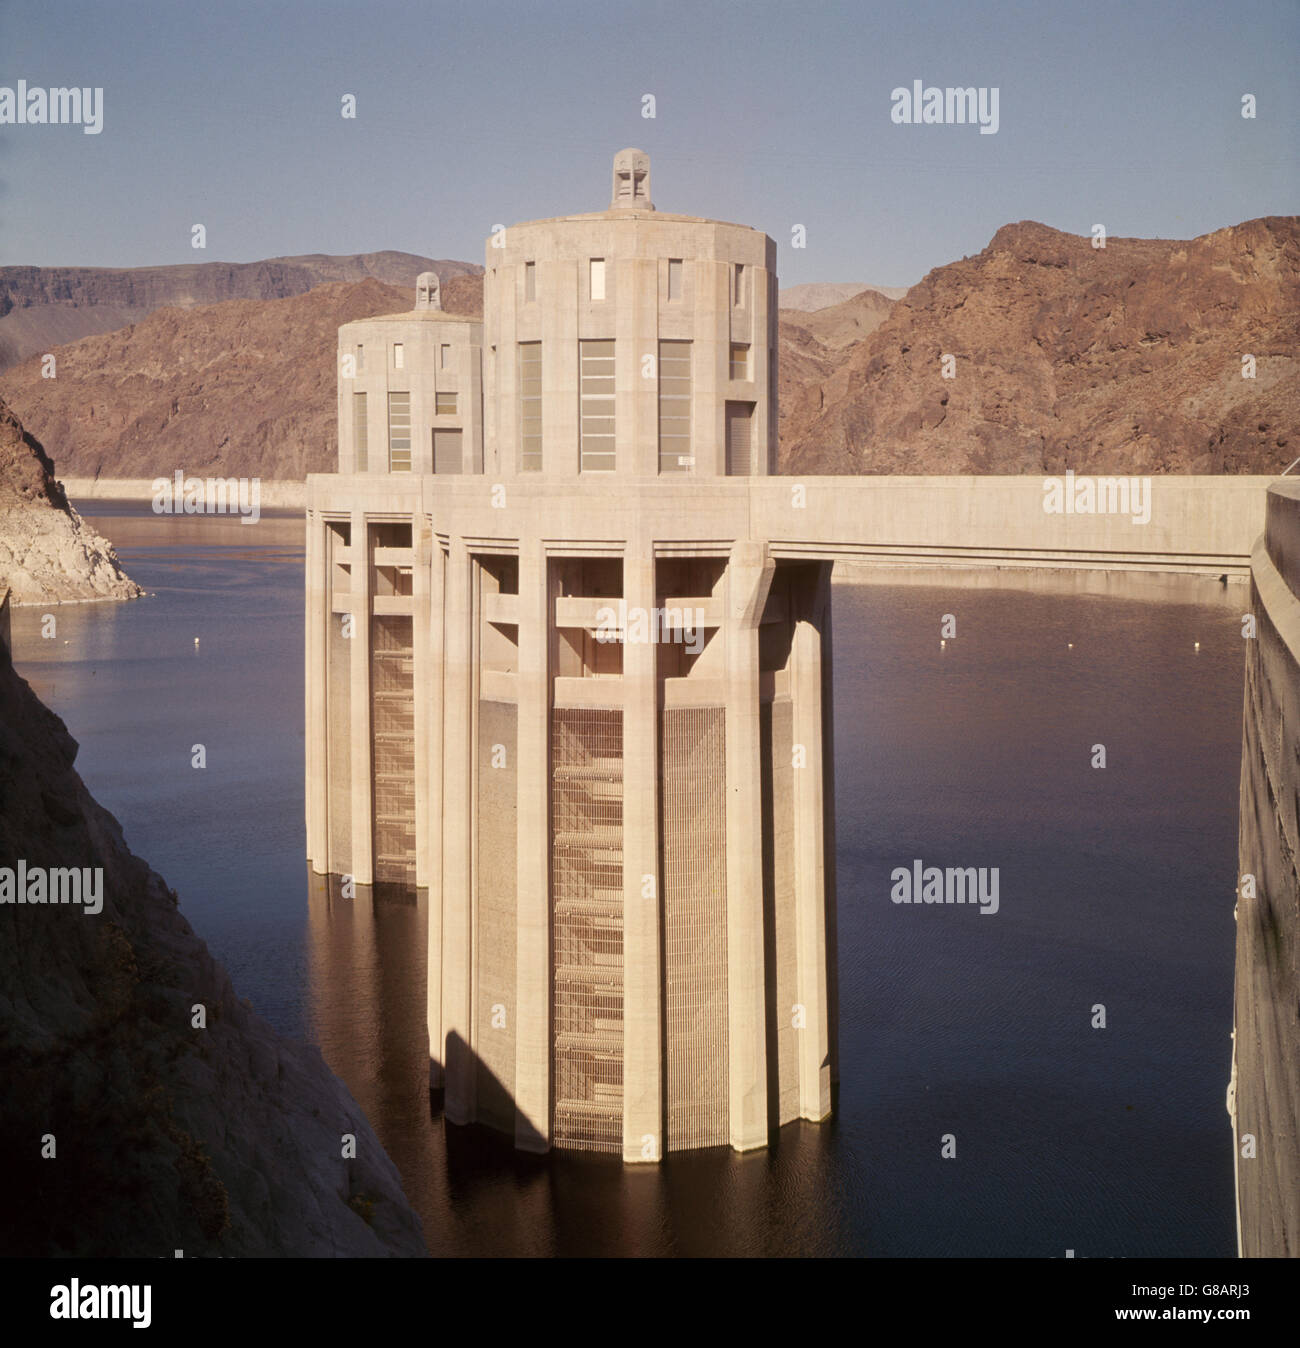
725;401;754;476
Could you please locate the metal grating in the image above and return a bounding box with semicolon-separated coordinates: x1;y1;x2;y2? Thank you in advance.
662;707;729;1150
658;339;692;473
551;708;624;1153
371;614;415;885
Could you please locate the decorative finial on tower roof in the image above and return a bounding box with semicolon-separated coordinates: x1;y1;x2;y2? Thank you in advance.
611;148;653;211
415;271;442;310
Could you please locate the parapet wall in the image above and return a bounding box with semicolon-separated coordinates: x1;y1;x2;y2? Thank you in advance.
1233;477;1300;1257
760;475;1274;574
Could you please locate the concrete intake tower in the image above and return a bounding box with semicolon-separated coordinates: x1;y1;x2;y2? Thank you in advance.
305;150;839;1161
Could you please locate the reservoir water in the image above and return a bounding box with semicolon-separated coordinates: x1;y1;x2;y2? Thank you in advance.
9;504;1244;1257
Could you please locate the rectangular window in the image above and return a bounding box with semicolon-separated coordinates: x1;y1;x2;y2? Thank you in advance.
658;340;691;473
388;390;411;472
518;341;542;472
525;261;536;302
353;392;368;472
590;258;606;302
350;393;366;471
733;264;745;307
356;344;365;372
667;258;682;301
433;428;463;475
440;343;450;369
393;342;404;370
579;339;615;472
725;400;752;476
435;391;457;416
730;343;750;380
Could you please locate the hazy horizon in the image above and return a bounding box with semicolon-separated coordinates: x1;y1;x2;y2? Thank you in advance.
2;0;1296;286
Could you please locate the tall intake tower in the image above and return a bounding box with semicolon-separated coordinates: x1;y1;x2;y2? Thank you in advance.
305;150;838;1161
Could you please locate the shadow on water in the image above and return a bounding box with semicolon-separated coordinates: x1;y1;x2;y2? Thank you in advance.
305;871;856;1257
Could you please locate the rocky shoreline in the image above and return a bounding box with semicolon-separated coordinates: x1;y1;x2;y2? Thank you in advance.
0;395;141;605
0;592;427;1257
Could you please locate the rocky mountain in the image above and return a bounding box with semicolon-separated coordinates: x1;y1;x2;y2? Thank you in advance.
0;628;427;1256
0;251;481;372
4;219;1295;483
0;395;140;604
779;281;910;311
0;275;482;481
782;286;898;357
781;217;1300;476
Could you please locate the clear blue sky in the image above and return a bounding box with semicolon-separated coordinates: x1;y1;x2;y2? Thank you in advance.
2;0;1296;285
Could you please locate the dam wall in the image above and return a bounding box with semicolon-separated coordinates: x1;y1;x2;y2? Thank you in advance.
1233;477;1300;1257
759;475;1273;574
62;476;309;509
68;475;1270;575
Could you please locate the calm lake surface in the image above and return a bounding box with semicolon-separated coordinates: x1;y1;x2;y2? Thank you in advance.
10;503;1244;1257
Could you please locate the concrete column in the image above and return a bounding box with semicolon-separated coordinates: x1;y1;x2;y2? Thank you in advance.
724;540;774;1151
617;259;658;476
426;524;446;1084
305;509;329;871
622;544;662;1161
514;538;551;1150
821;576;840;1089
791;563;832;1121
753;265;774;474
413;515;432;890
497;266;519;474
548;262;580;478
696;261;726;476
349;511;373;887
441;538;476;1123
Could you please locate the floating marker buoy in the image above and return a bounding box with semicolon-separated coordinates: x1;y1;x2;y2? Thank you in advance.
194;637;200;646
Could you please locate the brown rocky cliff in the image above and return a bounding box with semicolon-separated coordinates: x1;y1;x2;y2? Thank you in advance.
0;395;140;604
0;251;481;372
0;637;426;1256
781;216;1300;475
0;276;482;481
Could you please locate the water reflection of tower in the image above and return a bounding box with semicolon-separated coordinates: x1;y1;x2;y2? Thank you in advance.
305;151;838;1162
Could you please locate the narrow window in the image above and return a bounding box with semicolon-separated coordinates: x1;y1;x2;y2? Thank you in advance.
356;343;365;372
590;258;606;302
440;343;451;370
733;263;745;306
657;340;691;473
387;391;411;472
353;391;368;472
436;391;457;416
730;343;750;380
579;339;615;472
667;258;682;301
518;341;542;472
525;261;536;302
393;342;404;370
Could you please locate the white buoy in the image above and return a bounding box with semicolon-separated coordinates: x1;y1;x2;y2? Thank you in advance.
194;637;200;646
